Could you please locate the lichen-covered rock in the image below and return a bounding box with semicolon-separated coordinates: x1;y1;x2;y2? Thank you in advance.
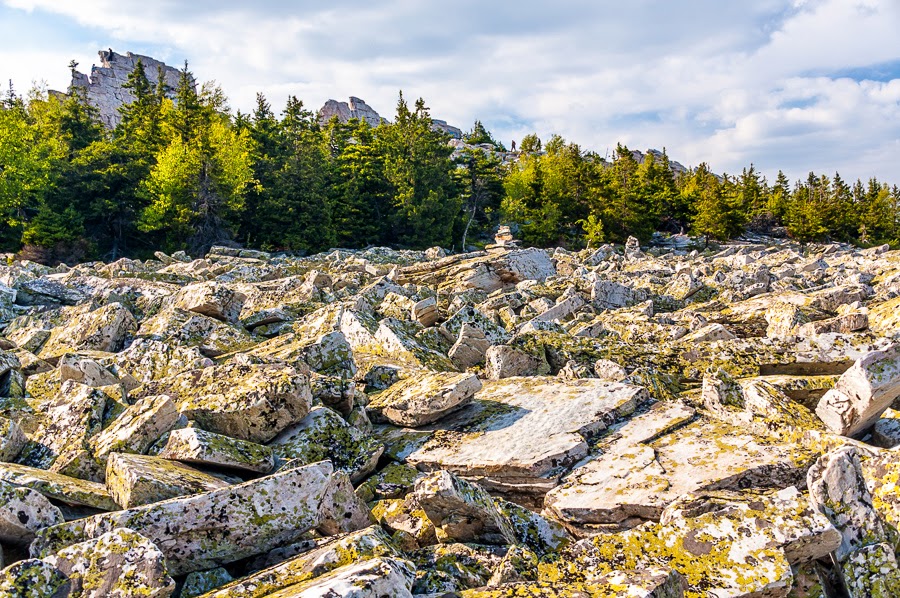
180;567;233;598
134;363;312;443
355;462;421;503
371;497;437;549
200;526;398;598
270;406;383;483
407;378;648;505
45;527;175;597
136;307;256;357
484;345;550;379
871;408;900;447
806;445;900;594
90;394;180;464
268;556;416;598
367;372;482;427
316;471;375;536
17;381;109;471
414;470;516;545
840;542;900;598
486;545;539;587
815;344;900;437
0;480;63;544
105;452;231;508
38;303;136;360
412;543;503;594
32;461;335;576
0;416;26;462
468;568;685;598
111;338;211;383
449;323;493;369
158;427;274;474
57;353;124;388
251;330;357;379
0;462;119;511
0;558;69;597
545;404;813;526
495;498;571;556
173;281;246;323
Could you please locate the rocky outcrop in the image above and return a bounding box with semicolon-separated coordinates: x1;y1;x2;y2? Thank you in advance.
69;49;185;129
317;96;462;138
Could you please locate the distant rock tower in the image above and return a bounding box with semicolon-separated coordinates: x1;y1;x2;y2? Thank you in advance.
317;97;386;128
69;49;186;129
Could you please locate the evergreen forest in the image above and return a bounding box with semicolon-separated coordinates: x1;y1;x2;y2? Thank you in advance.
2;60;899;265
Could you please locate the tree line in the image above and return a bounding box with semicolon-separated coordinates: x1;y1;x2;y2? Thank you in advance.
1;60;898;264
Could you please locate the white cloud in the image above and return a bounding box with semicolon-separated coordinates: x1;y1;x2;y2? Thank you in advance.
2;0;900;182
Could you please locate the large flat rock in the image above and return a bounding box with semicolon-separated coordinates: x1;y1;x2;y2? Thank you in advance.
544;412;815;526
32;461;335;576
405;377;648;503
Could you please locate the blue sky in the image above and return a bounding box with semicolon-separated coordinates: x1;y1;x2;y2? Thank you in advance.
2;0;900;183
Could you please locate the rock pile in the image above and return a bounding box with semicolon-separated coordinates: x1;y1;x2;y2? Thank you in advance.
0;237;899;596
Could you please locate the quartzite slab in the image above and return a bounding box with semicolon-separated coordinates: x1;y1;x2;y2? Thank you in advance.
545;414;815;525
405;377;648;501
32;461;335;576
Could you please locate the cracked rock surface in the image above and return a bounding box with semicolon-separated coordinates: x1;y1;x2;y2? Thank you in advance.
0;237;899;596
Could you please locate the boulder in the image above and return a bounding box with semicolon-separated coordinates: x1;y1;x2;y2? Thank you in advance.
17;381;109;472
38;303;136;360
815;344;900;437
105;452;231;508
0;480;63;544
484;345;550;379
411;297;439;327
45;527;175;597
134;363;312;443
268;557;415;598
0;462;119;511
407;378;648;505
270;406;383;483
0;416;26;462
201;525;398;598
448;323;492;369
414;470;516;545
545;403;813;525
158;427;274;474
173;281;246;323
90;394;181;464
367;372;482;427
33;461;336;575
0;559;70;597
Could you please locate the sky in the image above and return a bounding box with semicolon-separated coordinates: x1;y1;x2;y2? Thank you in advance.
2;0;900;183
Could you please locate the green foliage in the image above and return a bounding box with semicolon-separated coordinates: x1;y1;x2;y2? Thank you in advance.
576;214;605;248
2;62;899;263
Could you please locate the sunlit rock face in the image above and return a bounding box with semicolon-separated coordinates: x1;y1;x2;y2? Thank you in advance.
1;235;900;596
69;49;186;129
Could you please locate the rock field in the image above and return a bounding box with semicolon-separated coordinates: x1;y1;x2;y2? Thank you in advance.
1;235;900;596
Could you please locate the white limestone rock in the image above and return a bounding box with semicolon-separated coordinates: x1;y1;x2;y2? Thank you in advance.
45;527;175;597
0;416;26;462
134;363;312;443
815;344;900;437
270;406;383;483
105;452;231;508
90;394;181;464
414;470;516;545
367;372;482;427
173;281;246;323
407;378;648;504
32;461;336;575
158;427;274;474
0;480;63;544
